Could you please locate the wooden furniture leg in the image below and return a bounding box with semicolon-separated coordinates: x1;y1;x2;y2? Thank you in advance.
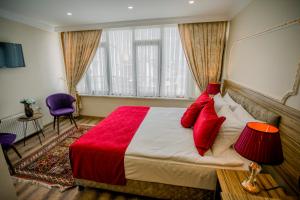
70;114;78;129
68;115;73;124
22;121;28;146
57;116;60;135
35;119;45;138
11;145;22;158
2;147;15;174
53;116;56;130
32;120;42;145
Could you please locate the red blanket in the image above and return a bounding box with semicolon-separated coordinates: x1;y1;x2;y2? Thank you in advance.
69;106;150;185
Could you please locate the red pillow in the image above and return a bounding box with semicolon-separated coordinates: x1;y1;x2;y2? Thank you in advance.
193;100;226;156
181;103;204;128
181;91;211;128
195;91;210;103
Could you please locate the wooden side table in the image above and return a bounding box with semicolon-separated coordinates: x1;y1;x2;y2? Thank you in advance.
220;193;281;200
18;113;45;146
215;169;286;200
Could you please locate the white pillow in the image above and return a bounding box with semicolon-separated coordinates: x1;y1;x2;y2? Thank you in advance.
213;94;228;112
233;105;261;124
217;105;244;133
211;106;244;156
211;133;240;156
223;93;239;111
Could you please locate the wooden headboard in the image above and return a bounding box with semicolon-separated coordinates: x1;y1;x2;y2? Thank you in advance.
223;79;300;196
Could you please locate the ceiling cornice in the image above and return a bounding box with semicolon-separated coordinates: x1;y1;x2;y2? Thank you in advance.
0;8;54;32
54;15;229;32
0;8;231;32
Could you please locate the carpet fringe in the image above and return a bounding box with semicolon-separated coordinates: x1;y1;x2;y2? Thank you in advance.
12;176;75;192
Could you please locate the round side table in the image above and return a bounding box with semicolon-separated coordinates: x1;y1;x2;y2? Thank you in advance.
18;113;45;146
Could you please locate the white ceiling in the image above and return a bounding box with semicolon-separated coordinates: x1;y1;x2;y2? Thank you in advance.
0;0;252;31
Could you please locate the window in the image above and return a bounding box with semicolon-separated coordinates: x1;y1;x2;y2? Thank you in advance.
77;25;196;98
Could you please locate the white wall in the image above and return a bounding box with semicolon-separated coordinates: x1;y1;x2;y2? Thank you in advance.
224;0;300;110
0;17;67;124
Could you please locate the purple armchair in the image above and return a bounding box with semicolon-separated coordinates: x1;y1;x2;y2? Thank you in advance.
0;133;22;174
46;93;78;134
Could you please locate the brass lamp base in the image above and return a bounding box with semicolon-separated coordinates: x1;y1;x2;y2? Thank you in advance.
241;179;260;194
241;162;262;194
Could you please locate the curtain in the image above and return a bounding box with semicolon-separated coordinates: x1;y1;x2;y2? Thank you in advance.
77;25;196;98
178;21;227;91
61;30;102;113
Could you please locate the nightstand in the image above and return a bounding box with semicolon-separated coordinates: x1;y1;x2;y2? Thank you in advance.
215;169;286;200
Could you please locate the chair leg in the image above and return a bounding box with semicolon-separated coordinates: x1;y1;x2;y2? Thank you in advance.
53;116;56;130
11;146;22;158
68;115;73;124
70;114;78;129
2;147;15;175
57;116;60;135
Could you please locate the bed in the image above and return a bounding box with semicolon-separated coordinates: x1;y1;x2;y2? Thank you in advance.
69;83;282;200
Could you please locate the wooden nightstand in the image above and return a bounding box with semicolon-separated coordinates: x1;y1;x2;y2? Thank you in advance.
215;169;286;200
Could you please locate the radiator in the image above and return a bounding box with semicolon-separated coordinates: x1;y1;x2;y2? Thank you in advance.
0;113;44;143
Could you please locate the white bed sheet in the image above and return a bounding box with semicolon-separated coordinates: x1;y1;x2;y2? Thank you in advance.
124;107;250;190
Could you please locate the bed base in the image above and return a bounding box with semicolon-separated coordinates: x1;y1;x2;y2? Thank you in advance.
75;178;214;200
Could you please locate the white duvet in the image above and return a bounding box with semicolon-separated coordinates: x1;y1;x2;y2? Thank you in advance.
125;107;244;167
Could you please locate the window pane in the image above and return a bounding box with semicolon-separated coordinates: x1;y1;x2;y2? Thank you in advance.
108;29;135;96
77;45;108;95
87;46;108;95
136;45;159;97
77;25;196;99
135;27;160;41
161;26;191;98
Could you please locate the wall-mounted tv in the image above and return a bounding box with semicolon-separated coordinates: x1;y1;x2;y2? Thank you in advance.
0;42;25;68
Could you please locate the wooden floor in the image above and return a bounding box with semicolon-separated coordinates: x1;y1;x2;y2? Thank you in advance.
7;116;153;200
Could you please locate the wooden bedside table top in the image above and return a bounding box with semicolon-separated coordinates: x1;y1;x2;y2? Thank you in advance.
221;193;281;200
216;169;285;198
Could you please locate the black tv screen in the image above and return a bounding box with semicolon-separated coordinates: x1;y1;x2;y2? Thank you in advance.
0;42;25;68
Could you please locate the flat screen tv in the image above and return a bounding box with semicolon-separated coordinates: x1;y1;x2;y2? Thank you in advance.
0;42;25;68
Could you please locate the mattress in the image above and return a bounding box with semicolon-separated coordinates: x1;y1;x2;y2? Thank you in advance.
125;107;250;190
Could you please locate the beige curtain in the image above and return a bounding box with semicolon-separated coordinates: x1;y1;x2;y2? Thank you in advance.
61;30;102;114
178;21;227;91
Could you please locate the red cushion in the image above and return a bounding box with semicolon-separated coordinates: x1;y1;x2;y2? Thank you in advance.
193;100;226;156
195;91;210;103
181;103;204;128
181;91;211;128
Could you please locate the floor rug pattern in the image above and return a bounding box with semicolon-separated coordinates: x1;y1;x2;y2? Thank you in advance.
13;125;91;191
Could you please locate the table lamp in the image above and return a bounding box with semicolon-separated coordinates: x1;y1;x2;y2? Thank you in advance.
234;122;284;194
206;82;221;95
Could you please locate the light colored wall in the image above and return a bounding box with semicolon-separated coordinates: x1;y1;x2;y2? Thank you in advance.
223;0;300;110
80;96;193;117
0;17;67;124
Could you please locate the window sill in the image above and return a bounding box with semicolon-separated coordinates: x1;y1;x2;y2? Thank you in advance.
79;94;195;101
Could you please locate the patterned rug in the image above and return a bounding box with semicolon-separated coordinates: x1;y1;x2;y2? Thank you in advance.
13;125;91;191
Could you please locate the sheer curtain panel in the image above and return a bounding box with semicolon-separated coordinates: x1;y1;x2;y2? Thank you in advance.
77;25;196;99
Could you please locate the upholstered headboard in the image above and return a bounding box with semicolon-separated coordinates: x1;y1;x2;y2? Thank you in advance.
226;89;281;126
223;79;300;196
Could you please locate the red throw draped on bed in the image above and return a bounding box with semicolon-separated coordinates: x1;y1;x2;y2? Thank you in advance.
69;106;150;185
